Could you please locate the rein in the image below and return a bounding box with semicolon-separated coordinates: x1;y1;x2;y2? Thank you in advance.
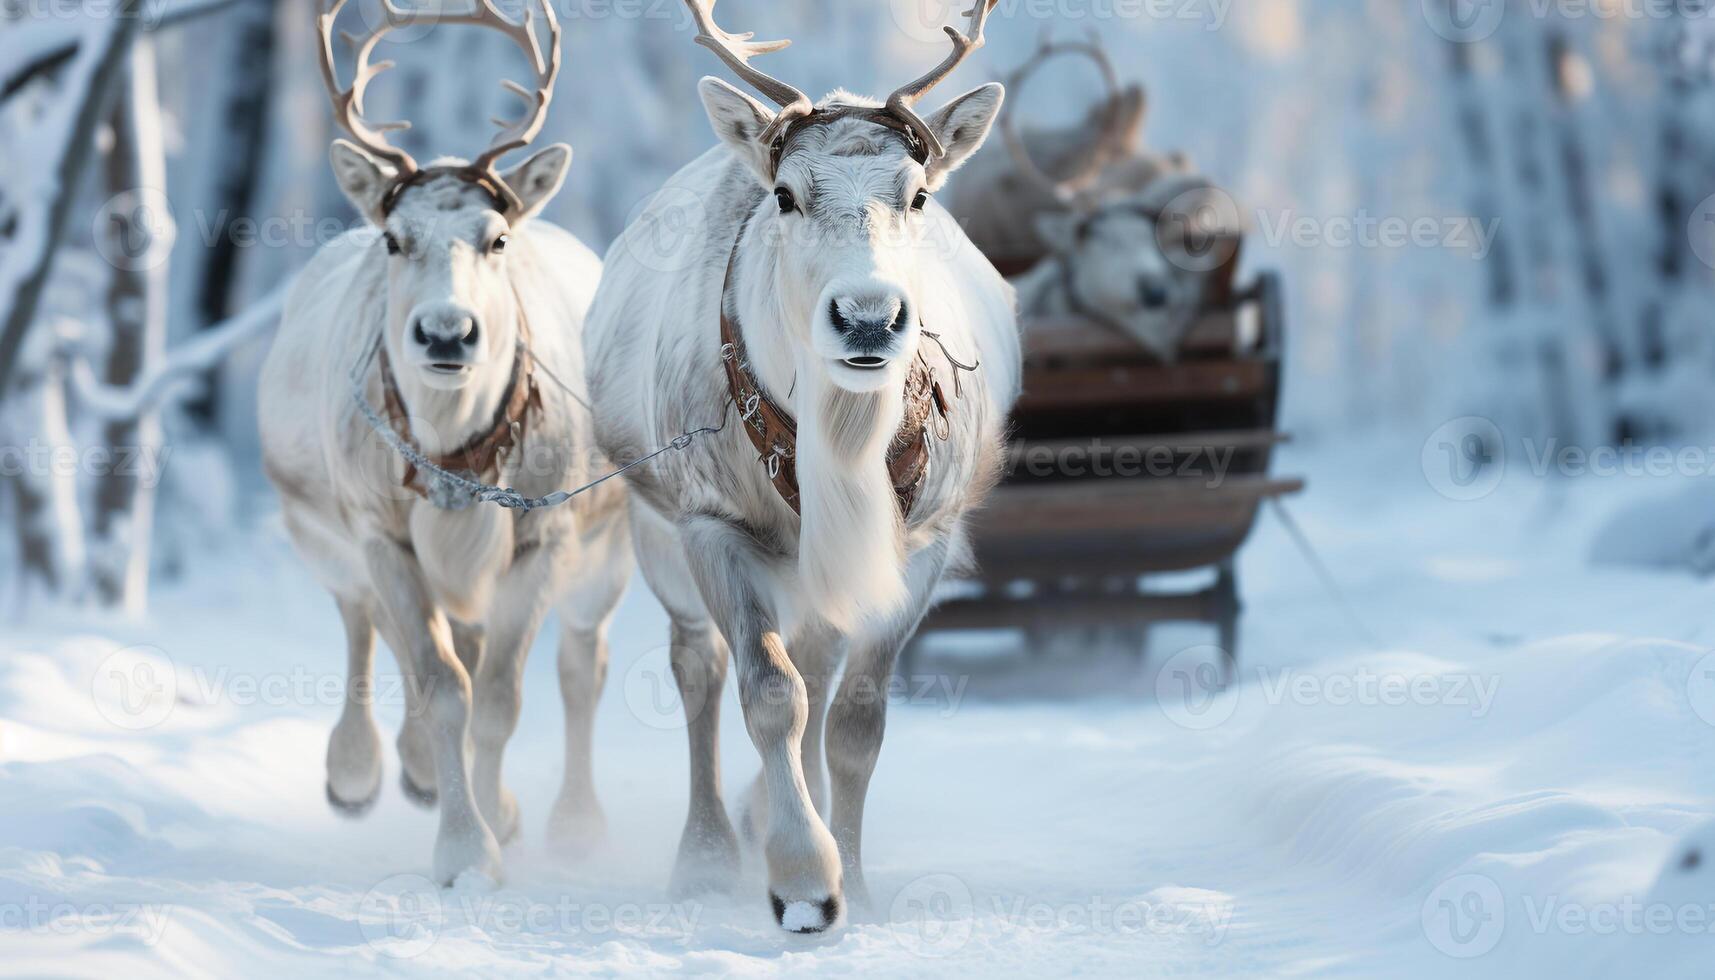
348;278;728;512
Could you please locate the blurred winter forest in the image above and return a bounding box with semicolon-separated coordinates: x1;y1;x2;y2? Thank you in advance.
3;0;1715;612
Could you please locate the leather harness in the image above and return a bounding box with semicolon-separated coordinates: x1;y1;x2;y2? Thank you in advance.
377;304;543;501
372;169;541;501
717;243;950;519
715;105;954;518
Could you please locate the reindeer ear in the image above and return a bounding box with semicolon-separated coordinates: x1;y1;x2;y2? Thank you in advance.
1110;84;1147;150
699;77;778;184
330;139;396;226
500;143;572;223
923;82;1004;191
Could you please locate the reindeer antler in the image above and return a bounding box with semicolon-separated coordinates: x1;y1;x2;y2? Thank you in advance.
884;0;999;160
681;0;813;147
436;0;561;177
316;0;418;174
316;0;562;211
1001;31;1121;204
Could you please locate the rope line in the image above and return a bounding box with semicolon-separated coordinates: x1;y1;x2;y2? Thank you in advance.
348;334;728;512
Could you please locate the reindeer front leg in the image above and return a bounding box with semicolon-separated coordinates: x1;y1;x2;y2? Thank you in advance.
467;546;561;849
364;537;502;885
682;513;843;933
326;595;383;815
827;536;950;913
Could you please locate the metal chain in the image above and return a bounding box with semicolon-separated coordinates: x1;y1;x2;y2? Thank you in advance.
348;334;728;512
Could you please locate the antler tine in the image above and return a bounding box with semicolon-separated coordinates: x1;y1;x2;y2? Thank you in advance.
884;0;999;159
461;0;562;178
681;0;813;146
316;0;418;174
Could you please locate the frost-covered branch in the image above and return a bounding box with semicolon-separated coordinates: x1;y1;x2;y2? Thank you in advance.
0;7;140;401
0;0;236;103
68;284;286;422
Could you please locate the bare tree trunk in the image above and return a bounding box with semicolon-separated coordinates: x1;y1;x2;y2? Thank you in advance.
90;37;170;614
1443;19;1514;312
0;3;139;399
182;0;274;423
3;344;85;599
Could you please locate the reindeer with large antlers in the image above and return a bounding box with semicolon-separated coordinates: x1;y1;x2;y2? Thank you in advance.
260;0;629;885
584;0;1020;932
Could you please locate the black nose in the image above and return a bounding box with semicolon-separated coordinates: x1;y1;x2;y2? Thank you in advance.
411;315;479;360
829;300;908;354
1139;281;1169;309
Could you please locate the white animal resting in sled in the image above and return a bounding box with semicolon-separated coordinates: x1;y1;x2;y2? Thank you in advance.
259;0;629;886
942;36;1244;361
583;0;1021;934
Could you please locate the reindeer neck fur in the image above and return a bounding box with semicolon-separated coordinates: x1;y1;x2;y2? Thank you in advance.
727;201;910;631
369;248;524;460
383;328;522;459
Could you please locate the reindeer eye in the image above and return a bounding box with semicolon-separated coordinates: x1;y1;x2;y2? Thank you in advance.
911;190;930;212
774;187;796;214
489;234;508;255
384;232;402;256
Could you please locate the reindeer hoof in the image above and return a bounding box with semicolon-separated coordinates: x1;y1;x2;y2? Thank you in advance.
326;780;379;818
770;893;840;934
400;769;438;809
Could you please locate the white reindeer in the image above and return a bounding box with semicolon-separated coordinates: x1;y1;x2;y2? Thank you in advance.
259;0;628;885
1013;172;1243;361
941;35;1152;262
944;36;1242;360
584;0;1020;933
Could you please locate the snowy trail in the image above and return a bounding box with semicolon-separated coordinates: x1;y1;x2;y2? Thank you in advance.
3;440;1714;977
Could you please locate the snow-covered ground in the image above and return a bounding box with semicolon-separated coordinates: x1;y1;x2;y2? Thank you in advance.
3;435;1714;978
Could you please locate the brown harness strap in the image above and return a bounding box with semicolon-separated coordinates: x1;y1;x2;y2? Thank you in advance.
378;303;543;500
379;165;512;218
717;241;949;518
768;104;931;173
